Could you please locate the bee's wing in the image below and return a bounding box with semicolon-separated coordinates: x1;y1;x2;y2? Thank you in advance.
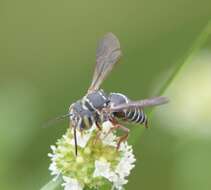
88;33;122;92
109;96;169;112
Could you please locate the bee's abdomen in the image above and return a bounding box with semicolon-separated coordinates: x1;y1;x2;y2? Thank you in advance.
109;92;148;126
125;108;147;125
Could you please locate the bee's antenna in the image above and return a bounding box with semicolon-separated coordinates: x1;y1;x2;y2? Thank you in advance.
43;113;72;128
73;126;78;156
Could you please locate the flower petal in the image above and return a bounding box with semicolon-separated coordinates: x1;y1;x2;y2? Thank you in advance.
62;176;83;190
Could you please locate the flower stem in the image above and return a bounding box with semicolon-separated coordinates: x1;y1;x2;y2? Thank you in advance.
40;176;63;190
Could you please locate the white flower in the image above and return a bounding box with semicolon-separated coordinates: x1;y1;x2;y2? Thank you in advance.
93;141;136;190
48;145;61;181
48;162;60;181
70;125;96;148
116;143;136;178
93;160;113;179
48;121;136;190
111;176;127;190
100;121;117;147
62;176;83;190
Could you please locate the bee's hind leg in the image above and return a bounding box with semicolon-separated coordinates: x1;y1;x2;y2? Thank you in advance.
107;118;130;150
115;124;129;150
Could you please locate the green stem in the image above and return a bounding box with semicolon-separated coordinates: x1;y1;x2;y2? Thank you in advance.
130;20;211;145
40;176;63;190
159;20;211;96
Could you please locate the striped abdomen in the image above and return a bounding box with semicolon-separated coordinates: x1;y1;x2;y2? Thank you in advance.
124;108;148;126
109;93;148;127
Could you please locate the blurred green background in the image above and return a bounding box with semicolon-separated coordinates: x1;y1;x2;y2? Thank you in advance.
1;0;211;189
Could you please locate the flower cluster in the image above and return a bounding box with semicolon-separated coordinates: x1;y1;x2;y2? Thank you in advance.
48;121;136;190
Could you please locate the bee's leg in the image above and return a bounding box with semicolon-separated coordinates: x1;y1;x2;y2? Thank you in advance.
93;121;102;144
96;122;102;131
93;130;101;145
100;117;118;139
115;124;129;150
103;125;117;139
107;118;130;150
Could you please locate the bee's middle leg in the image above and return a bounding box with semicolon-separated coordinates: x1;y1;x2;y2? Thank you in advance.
93;122;102;144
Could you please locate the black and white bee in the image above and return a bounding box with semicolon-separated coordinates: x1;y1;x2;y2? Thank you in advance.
52;33;168;155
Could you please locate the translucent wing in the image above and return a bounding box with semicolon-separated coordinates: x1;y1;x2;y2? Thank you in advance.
109;96;169;112
88;33;122;92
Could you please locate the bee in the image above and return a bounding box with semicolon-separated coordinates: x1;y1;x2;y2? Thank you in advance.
54;33;168;155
